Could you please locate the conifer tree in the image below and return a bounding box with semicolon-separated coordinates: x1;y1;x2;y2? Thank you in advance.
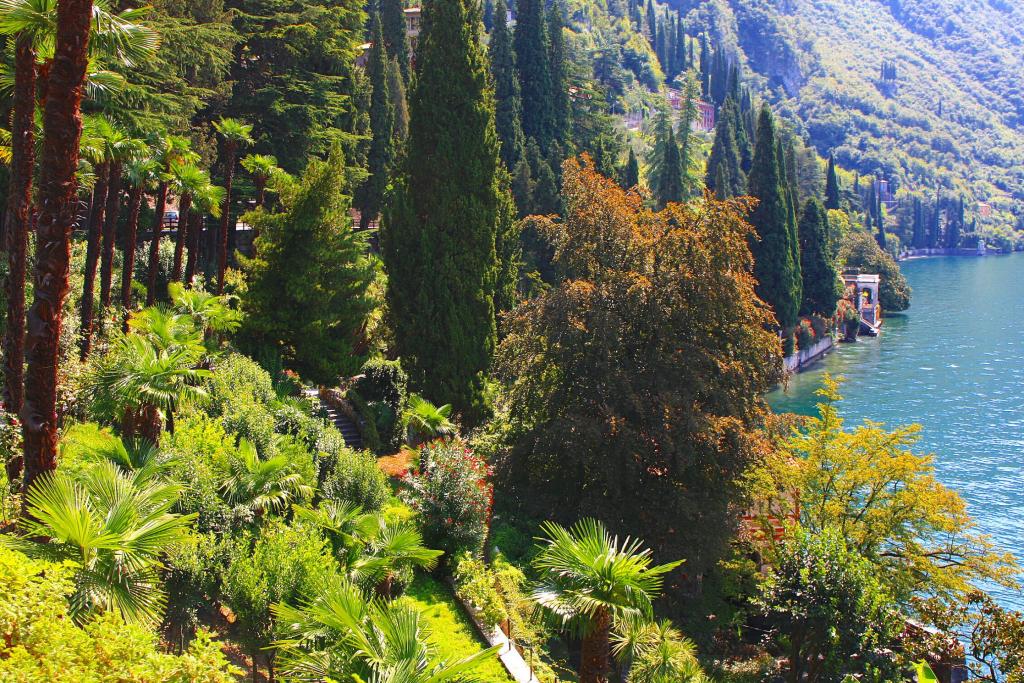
387;56;409;141
653;121;683;209
514;0;551;148
547;1;571;149
381;0;411;83
911;197;924;248
705;97;743;198
798;198;842;317
655;17;667;70
490;0;524;170
355;14;394;231
483;0;494;31
645;0;656;43
747;106;801;329
621;147;639;189
824;153;841;210
383;0;506;424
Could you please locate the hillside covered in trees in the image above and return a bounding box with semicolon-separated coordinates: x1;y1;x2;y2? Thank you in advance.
671;0;1024;216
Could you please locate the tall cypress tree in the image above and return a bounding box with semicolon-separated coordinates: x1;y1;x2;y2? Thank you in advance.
645;0;657;43
490;0;525;169
798;198;841;317
383;0;506;424
514;0;551;147
747;106;801;329
547;0;571;148
387;56;409;141
824;153;840;210
621;146;639;189
380;0;411;83
355;14;394;230
705;97;743;198
654;122;683;209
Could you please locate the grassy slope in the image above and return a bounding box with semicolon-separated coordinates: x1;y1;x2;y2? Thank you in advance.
404;574;514;683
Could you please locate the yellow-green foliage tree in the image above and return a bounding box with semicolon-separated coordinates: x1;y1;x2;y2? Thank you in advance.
753;375;1017;605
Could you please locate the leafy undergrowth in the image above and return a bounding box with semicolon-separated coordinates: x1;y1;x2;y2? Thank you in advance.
403;574;513;682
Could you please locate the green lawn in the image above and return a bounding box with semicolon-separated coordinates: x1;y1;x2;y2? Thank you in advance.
404;574;513;682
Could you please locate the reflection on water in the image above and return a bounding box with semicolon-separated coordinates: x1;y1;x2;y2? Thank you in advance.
768;254;1024;609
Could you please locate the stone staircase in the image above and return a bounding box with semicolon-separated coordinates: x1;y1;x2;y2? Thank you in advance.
307;387;364;450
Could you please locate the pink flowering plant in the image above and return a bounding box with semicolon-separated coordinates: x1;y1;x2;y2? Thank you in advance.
402;439;494;556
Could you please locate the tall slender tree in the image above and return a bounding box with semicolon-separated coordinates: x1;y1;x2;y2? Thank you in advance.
747;106;801;329
121;157;158;323
513;0;551;148
355;15;395;231
490;0;524;170
653;122;683;209
165;162;208;284
621;147;639;189
705;97;743;198
240;154;279;209
824;153;840;210
100;137;145;325
212;117;252;294
798;198;842;317
22;0;92;493
146;135;195;305
383;0;506;424
547;0;571;149
380;0;411;83
386;56;409;141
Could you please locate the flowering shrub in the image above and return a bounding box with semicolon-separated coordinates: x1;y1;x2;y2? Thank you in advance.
796;319;816;351
403;439;493;556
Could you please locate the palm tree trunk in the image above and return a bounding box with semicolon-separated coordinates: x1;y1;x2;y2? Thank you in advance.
217;142;236;294
171;193;192;282
22;0;92;495
579;608;612;683
121;184;144;328
185;211;202;285
100;161;123;319
79;162;109;361
255;177;266;209
2;33;36;427
145;181;168;305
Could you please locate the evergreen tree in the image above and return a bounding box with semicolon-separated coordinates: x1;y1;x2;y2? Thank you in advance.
824;153;841;210
383;0;506;424
241;146;376;384
514;0;551;147
380;0;411;83
621;147;639;189
946;196;963;249
527;140;560;214
645;0;656;43
490;0;525;169
699;35;711;97
655;17;667;70
511;157;534;217
928;197;941;248
387;56;409;141
354;14;395;231
747;106;801;329
675;72;701;198
798;199;842;317
483;0;494;31
911;197;924;248
654;121;683;209
705;97;743;198
547;1;571;149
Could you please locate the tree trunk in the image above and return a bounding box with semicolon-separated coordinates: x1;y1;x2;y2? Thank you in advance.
121;184;144;329
145;181;167;305
185;211;202;285
579;608;611;683
99;161;123;318
255;177;266;209
22;0;92;494
79;162;109;360
122;404;161;446
2;33;36;427
171;193;191;282
218;143;236;294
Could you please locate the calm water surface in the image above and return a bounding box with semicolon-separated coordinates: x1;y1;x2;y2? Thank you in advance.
768;254;1024;609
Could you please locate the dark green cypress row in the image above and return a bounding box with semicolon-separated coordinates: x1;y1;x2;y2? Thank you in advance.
380;0;411;83
747;106;801;329
382;0;506;424
514;0;551;147
705;97;743;198
824;153;840;210
354;13;394;230
654;122;683;208
547;0;571;148
621;146;640;189
490;0;525;170
798;198;842;317
646;0;657;44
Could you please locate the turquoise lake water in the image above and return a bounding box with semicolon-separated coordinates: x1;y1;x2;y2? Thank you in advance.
768;253;1024;610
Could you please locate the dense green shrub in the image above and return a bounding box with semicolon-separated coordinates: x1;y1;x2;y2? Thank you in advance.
166;413;237;533
0;545;239;680
351;358;408;452
403;440;493;557
795;319;815;351
320;447;391;512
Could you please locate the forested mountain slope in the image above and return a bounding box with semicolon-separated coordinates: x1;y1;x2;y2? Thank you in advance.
673;0;1024;210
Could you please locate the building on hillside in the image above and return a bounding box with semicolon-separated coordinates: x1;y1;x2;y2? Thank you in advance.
664;88;715;132
355;7;421;68
842;272;882;335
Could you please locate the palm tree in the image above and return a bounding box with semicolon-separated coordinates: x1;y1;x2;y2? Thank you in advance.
79;433;173;480
10;461;194;625
164;160;212;283
0;0;156;414
99;135;146;321
404;393;457;445
90;334;209;444
612;619;708;683
273;578;501;682
167;281;241;342
121;156;158;323
21;0;92;495
212;117;252;294
126;306;204;352
531;519;683;683
145;134;196;304
240;153;278;209
184;178;224;286
220;439;313;515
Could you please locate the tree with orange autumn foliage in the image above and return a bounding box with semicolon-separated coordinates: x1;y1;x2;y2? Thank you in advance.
494;155;782;598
